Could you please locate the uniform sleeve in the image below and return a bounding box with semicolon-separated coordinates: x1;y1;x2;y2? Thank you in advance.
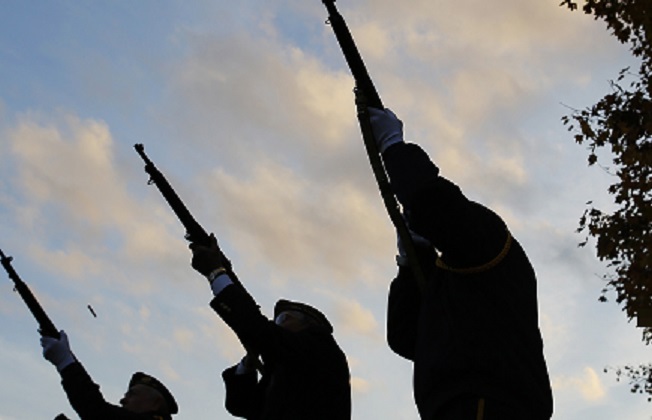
209;285;316;363
386;267;420;360
209;284;272;352
60;362;143;420
386;234;440;360
383;142;508;268
221;364;260;418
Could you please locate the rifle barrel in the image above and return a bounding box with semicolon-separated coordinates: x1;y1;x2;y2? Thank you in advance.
134;144;211;246
0;249;59;338
322;0;383;109
133;144;248;291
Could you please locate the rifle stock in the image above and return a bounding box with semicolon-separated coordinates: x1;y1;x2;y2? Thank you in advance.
0;249;59;338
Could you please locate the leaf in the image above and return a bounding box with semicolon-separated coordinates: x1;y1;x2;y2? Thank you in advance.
588;153;598;165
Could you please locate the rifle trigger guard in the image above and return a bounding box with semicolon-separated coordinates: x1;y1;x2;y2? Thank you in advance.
147;177;155;186
325;18;331;25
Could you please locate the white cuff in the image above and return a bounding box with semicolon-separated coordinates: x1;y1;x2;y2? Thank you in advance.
210;273;233;296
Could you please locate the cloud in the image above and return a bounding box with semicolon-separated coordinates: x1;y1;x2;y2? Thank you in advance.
202;158;393;283
0;1;645;419
553;366;607;402
351;376;371;394
0;337;62;420
3;110;192;290
323;0;629;205
157;360;182;382
195;306;244;362
332;295;380;339
28;243;103;281
160;0;627;295
170;30;358;159
173;327;196;352
9;113;116;222
351;0;614;57
352;21;391;61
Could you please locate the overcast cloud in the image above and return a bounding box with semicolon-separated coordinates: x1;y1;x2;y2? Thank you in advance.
0;1;650;419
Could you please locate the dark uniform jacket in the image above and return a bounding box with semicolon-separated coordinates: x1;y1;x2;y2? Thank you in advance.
211;285;351;420
60;362;171;420
383;142;553;420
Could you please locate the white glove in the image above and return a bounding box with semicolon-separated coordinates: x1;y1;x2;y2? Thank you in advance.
368;107;404;153
41;330;76;372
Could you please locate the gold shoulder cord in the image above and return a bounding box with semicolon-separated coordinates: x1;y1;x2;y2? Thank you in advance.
435;231;513;274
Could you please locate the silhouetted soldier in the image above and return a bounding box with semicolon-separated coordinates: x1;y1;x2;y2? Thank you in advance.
41;331;178;420
368;106;553;420
190;234;351;419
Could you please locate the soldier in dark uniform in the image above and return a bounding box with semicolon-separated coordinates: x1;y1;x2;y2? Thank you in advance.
190;235;351;420
367;106;553;420
41;331;178;420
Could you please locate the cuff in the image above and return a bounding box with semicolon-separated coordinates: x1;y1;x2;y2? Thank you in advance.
56;354;76;373
379;136;404;154
210;273;234;296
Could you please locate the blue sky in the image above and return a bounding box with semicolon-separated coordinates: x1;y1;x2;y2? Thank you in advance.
1;0;650;419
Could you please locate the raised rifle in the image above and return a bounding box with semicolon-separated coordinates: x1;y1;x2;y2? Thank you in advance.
321;0;426;290
0;249;60;338
134;144;263;371
321;0;382;108
135;143;212;247
134;144;242;285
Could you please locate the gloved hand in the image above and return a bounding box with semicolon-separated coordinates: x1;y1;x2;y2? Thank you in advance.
396;227;435;268
368;107;404;153
189;233;226;279
41;330;76;372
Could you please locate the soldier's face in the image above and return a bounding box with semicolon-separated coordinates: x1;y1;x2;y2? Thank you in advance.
120;384;165;413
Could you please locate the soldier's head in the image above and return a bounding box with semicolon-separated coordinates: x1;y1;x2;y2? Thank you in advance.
120;372;178;416
274;299;333;333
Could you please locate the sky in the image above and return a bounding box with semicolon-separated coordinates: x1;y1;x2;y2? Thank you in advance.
0;0;650;419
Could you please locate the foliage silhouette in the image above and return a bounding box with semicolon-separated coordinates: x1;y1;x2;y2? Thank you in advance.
561;0;652;400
